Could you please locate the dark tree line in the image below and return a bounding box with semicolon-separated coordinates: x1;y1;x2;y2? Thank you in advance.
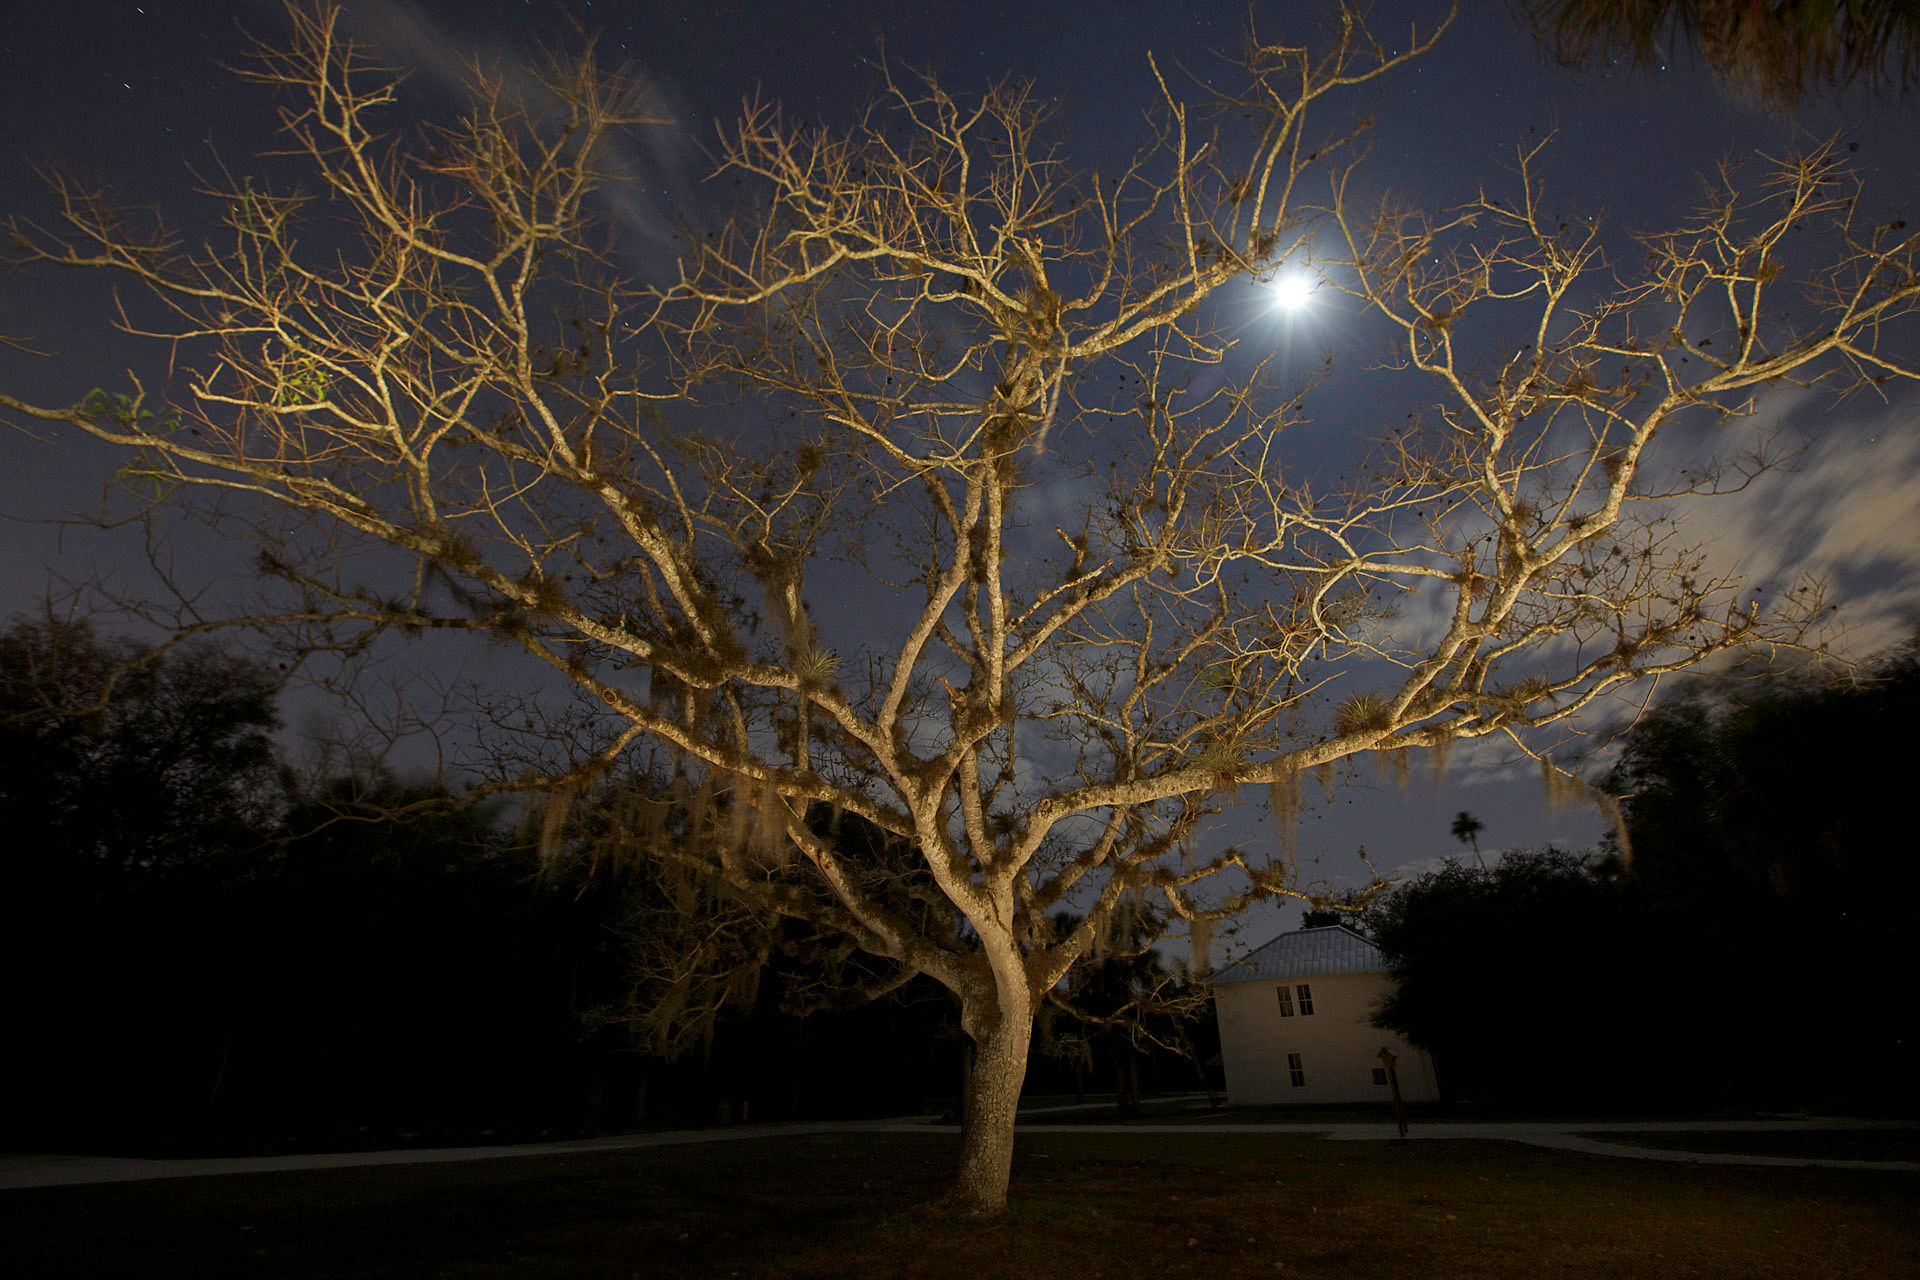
0;619;1207;1155
1364;638;1920;1111
0;620;928;1152
3;619;623;1152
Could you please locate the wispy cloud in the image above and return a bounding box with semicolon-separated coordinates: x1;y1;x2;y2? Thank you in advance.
328;0;703;277
1693;395;1920;655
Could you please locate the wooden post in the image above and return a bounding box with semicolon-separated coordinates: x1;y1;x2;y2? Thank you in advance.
1378;1047;1408;1139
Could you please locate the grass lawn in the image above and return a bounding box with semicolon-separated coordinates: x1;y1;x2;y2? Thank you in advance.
1039;1100;1466;1126
3;1131;1915;1278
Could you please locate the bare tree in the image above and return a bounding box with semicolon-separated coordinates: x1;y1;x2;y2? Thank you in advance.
4;3;1917;1213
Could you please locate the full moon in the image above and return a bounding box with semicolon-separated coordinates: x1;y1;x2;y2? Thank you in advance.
1270;273;1316;310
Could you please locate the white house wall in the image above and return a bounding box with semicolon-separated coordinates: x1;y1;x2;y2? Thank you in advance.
1214;971;1440;1106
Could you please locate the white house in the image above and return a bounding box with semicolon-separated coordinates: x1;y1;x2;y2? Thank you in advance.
1211;924;1440;1106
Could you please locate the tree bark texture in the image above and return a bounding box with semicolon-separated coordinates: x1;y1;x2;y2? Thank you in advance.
947;999;1034;1216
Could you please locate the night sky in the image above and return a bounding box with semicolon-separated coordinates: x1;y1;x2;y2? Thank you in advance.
4;1;1918;937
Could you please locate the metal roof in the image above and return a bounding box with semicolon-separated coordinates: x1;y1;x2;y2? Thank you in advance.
1210;925;1391;984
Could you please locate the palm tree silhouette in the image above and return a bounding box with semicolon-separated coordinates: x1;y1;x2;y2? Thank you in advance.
1451;811;1487;869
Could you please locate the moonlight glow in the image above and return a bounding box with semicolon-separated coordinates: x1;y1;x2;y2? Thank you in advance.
1269;272;1317;310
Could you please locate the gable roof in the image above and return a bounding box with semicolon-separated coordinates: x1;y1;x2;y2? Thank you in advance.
1210;924;1390;984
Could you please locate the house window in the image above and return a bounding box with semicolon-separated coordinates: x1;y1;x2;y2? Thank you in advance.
1288;1053;1306;1088
1276;985;1295;1017
1296;983;1315;1016
1371;1067;1389;1086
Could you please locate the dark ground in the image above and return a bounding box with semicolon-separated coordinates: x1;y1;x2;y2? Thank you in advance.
3;1130;1916;1278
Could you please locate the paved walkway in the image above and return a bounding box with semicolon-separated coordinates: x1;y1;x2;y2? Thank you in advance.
0;1121;886;1191
4;1113;1913;1190
912;1116;1920;1172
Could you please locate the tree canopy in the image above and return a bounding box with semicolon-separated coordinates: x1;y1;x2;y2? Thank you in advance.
1366;637;1920;1109
1607;636;1917;975
1522;0;1920;107
0;616;280;877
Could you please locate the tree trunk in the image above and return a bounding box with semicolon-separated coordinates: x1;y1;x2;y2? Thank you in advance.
946;999;1034;1216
